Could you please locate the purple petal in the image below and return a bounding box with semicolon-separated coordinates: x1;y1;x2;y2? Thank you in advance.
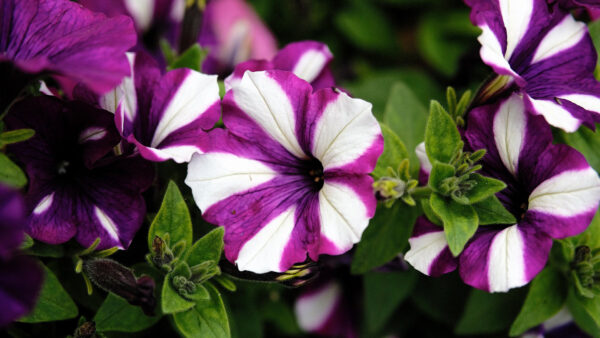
405;217;457;277
0;185;25;260
0;255;43;327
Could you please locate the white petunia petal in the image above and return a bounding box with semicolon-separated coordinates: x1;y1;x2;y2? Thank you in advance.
405;230;448;276
293;48;330;84
499;0;533;59
487;225;526;292
101;52;136;117
528;97;581;132
493;94;526;175
416;142;432;175
560;93;600;115
532;15;586;64
124;0;155;31
295;281;341;332
94;206;121;245
478;24;519;78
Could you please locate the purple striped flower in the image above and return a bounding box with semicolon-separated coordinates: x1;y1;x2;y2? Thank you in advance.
198;0;277;74
101;52;220;163
185;70;383;273
466;0;600;131
0;185;43;327
225;41;335;91
0;0;136;107
6;96;154;250
405;94;600;292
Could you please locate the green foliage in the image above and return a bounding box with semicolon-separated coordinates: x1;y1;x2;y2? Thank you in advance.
148;181;193;255
186;227;225;266
455;288;527;335
430;193;478;256
372;123;409;179
335;2;396;53
567;287;600;336
172;282;230;338
472;196;517;225
94;293;161;333
463;173;506;204
428;162;456;192
168;44;208;71
556;123;600;173
0;152;27;188
162;263;196;314
351;202;420;274
19;263;78;323
0;128;34;147
425;101;462;164
509;267;567;336
364;271;417;333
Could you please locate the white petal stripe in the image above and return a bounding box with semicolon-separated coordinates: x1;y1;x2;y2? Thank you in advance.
487;225;526;292
185;152;278;211
33;193;54;215
493;94;526;176
234;71;306;159
531;15;586;64
236;206;296;273
295;281;341;332
477;24;519;78
500;0;533;59
529;167;600;217
528;97;581;132
416;142;432;175
94;206;121;244
405;230;448;276
560;94;600;114
151;71;219;147
312;92;380;170
318;181;369;252
292;48;330;84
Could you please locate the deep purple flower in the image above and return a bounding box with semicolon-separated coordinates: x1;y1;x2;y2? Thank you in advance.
98;51;220;163
466;0;600;131
0;185;43;327
406;94;600;292
185;70;383;273
0;0;136;107
6;96;154;250
225;41;336;91
198;0;277;74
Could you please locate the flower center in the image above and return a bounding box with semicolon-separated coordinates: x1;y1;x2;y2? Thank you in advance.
57;160;70;175
304;158;324;191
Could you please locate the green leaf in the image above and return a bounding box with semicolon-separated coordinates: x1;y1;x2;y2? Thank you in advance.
185;284;210;302
424;101;462;164
463;173;506;204
168;44;207;71
172;282;231;338
148;181;193;253
20;234;34;249
383;82;429;173
567;286;600;336
25;242;65;258
334;2;396;53
428;162;455;192
556;123;600;174
0;128;34;146
19;263;78;323
372;123;409;179
186;227;225;266
94;293;161;332
455;288;527;335
213;275;236;292
351;202;420;274
0;153;27;188
472;195;517;225
260;298;301;335
509;267;567;336
364;271;417;333
421;198;442;226
162;264;196;314
430;193;478;256
589;21;600;79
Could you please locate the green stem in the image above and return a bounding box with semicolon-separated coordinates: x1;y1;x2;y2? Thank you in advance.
411;186;432;200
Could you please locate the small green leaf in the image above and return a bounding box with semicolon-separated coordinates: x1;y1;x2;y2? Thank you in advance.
20;234;34;249
148;181;193;254
0;128;34;146
372;123;409;179
168;44;207;71
425;101;462;164
351;202;420;274
509;267;567;336
186;227;225;266
94;293;161;333
455;288;527;335
172;282;231;338
472;196;517;225
184;284;210;302
0;153;27;188
420;198;442;226
463;174;506;204
567;286;600;335
162;264;196;314
428;161;455;192
25;242;65;258
19;264;78;323
364;271;418;333
213;275;236;292
430;193;478;256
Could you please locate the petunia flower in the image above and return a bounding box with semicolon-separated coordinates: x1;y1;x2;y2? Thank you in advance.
466;0;600;131
6;96;154;250
225;41;335;91
0;0;136;108
0;184;43;327
405;94;600;292
95;51;220;163
185;70;383;273
198;0;277;74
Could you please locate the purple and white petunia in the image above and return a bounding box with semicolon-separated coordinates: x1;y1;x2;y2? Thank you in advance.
294;278;357;338
0;0;136;107
198;0;278;74
185;70;383;273
466;0;600;131
0;184;43;327
6;96;154;250
405;93;600;292
100;51;220;163
225;41;335;91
